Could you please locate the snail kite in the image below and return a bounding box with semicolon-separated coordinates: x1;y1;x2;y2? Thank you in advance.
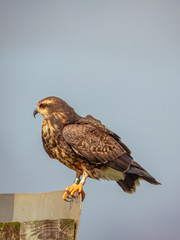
33;96;160;200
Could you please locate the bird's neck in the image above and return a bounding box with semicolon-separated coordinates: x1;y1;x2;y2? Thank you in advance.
42;113;80;135
42;114;63;134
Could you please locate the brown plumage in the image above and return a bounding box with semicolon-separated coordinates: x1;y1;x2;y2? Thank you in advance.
34;96;160;199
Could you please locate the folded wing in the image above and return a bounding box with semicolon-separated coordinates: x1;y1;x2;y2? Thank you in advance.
62;122;132;172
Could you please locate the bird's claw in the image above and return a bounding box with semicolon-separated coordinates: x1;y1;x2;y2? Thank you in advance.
62;183;85;201
62;192;78;202
62;191;73;202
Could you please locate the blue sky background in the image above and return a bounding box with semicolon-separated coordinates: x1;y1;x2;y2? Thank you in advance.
0;1;180;239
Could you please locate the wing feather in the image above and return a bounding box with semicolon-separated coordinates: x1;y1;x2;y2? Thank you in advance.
62;123;129;169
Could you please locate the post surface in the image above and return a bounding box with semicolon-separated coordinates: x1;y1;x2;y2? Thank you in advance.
0;191;81;240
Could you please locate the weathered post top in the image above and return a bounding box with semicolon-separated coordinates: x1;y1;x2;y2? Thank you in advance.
0;191;82;240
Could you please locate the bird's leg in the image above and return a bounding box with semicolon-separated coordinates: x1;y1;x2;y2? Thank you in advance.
62;171;88;201
62;172;81;200
70;171;88;200
62;178;81;200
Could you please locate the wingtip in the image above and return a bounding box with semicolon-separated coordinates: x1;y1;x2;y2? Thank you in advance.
155;181;162;185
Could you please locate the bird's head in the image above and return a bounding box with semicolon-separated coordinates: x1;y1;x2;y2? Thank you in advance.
33;96;79;123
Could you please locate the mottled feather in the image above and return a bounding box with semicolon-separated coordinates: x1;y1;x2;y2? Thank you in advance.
63;124;126;162
34;96;160;194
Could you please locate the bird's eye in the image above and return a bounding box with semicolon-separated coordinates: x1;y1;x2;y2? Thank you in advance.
40;104;46;108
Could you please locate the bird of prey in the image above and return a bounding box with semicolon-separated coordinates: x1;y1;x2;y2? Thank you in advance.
33;96;160;200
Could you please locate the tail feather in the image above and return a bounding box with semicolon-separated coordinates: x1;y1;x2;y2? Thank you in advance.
117;174;140;193
127;166;160;185
117;161;161;193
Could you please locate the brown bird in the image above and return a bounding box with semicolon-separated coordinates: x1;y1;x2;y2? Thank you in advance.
33;96;160;200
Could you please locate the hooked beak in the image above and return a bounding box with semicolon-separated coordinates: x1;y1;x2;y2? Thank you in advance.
33;109;39;118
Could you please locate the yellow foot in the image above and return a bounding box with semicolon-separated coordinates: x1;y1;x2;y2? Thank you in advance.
62;183;85;201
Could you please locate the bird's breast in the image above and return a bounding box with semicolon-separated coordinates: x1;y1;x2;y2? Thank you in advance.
41;119;112;175
41;120;84;170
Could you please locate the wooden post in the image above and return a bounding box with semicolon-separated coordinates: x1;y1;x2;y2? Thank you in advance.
0;191;81;240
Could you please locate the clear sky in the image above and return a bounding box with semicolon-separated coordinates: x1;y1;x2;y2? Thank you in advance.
0;1;180;239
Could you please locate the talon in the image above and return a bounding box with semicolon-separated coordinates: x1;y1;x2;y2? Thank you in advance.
62;183;85;200
64;198;71;202
70;183;83;196
81;190;85;201
63;191;74;201
62;183;78;200
62;190;69;200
